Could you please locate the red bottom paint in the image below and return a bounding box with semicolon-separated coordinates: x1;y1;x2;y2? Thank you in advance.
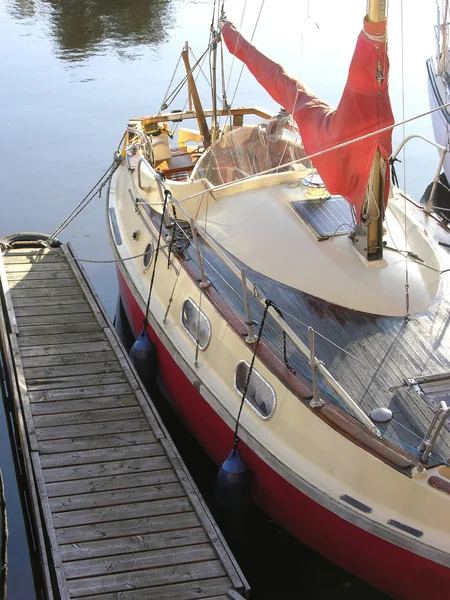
118;267;450;600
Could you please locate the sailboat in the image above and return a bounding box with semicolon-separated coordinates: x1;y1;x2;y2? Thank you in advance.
428;0;450;181
107;1;450;598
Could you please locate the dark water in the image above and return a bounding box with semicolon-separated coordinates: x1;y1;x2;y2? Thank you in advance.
0;0;439;598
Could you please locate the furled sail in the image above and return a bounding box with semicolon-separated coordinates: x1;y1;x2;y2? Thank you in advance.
221;18;394;221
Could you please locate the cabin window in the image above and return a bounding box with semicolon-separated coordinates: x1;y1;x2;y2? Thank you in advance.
181;298;211;350
234;361;276;419
143;243;153;270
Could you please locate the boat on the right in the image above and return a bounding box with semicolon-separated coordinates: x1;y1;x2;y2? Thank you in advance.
427;0;450;180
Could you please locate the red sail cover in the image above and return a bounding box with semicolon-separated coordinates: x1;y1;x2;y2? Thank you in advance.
222;19;394;220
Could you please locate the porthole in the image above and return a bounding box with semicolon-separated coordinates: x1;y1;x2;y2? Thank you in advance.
234;361;276;419
181;298;211;350
143;243;153;270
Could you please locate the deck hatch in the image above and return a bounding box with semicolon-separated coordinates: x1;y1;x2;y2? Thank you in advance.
291;197;354;240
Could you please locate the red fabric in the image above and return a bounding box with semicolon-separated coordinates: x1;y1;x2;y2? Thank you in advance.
222;19;394;220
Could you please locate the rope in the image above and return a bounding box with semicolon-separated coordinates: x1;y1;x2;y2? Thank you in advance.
143;189;171;330
73;249;159;264
47;158;120;243
233;298;272;452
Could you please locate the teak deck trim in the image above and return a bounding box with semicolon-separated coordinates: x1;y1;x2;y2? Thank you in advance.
0;244;249;600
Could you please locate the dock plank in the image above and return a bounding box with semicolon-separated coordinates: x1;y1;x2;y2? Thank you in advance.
40;442;162;468
19;321;101;338
43;456;171;483
36;418;150;441
27;372;128;392
9;277;81;289
17;313;97;326
15;303;94;317
64;544;217;579
25;361;122;381
19;340;111;357
59;527;208;561
55;512;201;544
11;285;82;298
67;561;226;597
46;470;178;498
37;431;157;454
18;331;107;347
0;245;248;599
23;350;116;368
31;395;138;415
53;497;193;528
29;383;133;402
7;269;76;281
69;577;232;600
35;406;142;428
4;262;71;272
13;295;85;308
50;481;185;512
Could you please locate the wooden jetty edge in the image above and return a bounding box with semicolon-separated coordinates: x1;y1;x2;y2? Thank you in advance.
0;242;249;600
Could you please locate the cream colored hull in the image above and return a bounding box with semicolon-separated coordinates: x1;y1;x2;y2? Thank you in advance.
108;155;450;598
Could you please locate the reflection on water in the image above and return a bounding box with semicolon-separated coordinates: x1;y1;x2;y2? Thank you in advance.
8;0;176;61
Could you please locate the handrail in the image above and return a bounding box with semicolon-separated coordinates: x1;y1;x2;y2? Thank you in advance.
412;401;450;475
391;134;448;213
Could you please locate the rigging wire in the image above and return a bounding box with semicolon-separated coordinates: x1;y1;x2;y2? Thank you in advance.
159;47;210;112
220;0;266;133
47;158;119;244
400;0;410;318
143;190;170;329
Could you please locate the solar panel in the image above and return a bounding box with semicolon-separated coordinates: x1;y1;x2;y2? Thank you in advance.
292;197;354;240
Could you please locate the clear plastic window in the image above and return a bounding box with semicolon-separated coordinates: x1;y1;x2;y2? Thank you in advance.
191;122;311;186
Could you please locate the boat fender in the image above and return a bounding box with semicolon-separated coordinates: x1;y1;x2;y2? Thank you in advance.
216;448;252;541
217;449;251;507
130;328;158;388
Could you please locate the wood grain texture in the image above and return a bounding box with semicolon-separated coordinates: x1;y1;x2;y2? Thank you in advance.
0;245;245;599
69;577;232;600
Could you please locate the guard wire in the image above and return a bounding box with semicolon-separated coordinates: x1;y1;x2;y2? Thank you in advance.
143;189;171;330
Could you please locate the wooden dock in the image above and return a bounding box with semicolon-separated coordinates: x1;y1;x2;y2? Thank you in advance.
0;242;249;600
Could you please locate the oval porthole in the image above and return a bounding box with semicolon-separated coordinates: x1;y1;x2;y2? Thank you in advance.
143;243;153;270
181;298;211;350
234;361;276;419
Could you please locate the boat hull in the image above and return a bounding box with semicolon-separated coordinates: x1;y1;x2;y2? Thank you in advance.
427;58;450;181
117;265;450;600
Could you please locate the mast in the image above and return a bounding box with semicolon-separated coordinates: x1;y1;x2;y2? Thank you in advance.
181;43;212;149
365;0;387;262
